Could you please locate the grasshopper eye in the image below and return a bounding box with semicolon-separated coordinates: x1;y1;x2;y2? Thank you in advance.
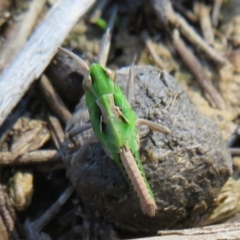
104;69;116;82
83;75;92;91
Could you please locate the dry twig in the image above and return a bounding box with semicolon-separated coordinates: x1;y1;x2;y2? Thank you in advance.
172;30;225;110
198;2;214;45
141;31;165;69
0;0;96;127
150;0;229;65
47;114;65;150
0;150;61;165
172;1;198;22
39;75;72;124
212;0;223;27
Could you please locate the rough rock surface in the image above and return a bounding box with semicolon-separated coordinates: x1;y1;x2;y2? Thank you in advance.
63;66;232;234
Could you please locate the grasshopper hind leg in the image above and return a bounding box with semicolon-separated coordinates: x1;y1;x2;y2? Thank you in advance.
120;149;157;217
137;118;170;134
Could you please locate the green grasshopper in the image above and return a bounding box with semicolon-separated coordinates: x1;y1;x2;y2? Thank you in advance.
60;31;170;217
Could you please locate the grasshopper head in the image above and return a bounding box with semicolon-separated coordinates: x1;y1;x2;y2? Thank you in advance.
89;63;114;97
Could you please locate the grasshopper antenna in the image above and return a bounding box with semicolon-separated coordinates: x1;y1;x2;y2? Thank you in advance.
97;5;118;67
58;47;89;76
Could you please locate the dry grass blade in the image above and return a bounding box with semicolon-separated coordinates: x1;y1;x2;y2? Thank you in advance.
97;5;117;66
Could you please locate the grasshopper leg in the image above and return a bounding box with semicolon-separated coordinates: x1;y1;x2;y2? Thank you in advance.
137;118;170;134
120;148;157;217
126;60;170;135
67;123;92;149
71;135;98;165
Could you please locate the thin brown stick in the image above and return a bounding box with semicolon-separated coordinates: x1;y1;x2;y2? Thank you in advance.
39;75;72;124
0;150;61;165
120;149;157;217
0;0;96;127
150;0;229;66
47;114;66;165
47;115;66;145
172;1;198;22
198;2;214;45
172;30;225;110
212;0;222;27
141;31;165;70
170;10;227;66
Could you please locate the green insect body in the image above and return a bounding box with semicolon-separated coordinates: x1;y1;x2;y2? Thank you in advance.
58;46;159;216
84;63;155;201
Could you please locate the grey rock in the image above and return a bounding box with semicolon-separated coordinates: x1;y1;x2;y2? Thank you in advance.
63;66;232;234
